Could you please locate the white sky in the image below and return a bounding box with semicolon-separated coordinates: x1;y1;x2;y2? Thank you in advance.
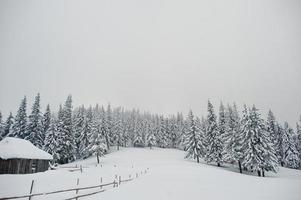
0;0;300;125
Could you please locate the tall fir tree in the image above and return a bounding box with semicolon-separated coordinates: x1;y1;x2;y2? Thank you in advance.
26;93;43;148
266;110;281;164
87;115;107;164
218;103;227;161
282;122;299;169
104;104;113;150
225;104;243;172
56;96;75;164
241;105;278;176
79;115;92;159
205;100;223;167
41;104;51;142
184;110;202;163
146;122;156;149
156;116;168;148
3;112;14;138
11;96;27;139
73;105;85;159
44;117;59;163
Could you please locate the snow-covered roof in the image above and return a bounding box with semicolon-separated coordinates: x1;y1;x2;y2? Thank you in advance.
0;137;53;160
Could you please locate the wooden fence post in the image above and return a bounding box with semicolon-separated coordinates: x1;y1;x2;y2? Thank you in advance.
28;180;34;200
75;178;79;200
80;165;83;173
100;177;103;189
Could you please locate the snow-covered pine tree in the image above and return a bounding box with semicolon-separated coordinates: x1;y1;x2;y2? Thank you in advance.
156;116;168;148
56;96;75;164
11;96;27;139
2;112;14;138
224;104;244;172
41;104;51;142
113;107;124;150
104;104;113;150
26;93;43;148
169;116;178;148
79;116;91;159
205;100;223;167
146;122;156;149
44;117;59;162
176;112;185;149
241;105;278;176
266;110;281;164
282;122;299;169
73;105;85;159
195;117;206;157
184;110;202;163
87;115;107;164
218;102;227;161
133;117;144;147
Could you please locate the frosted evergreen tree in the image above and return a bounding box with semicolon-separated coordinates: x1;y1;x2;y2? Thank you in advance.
156;116;168;148
87;116;107;164
195;117;206;157
56;96;75;164
266;110;281;164
184;110;202;163
133;119;144;147
41;104;51;141
73;105;85;159
44;117;59;162
104;104;113;150
223;104;243;173
241;105;278;176
3;112;14;138
282;122;299;169
26;93;43;148
113;108;124;150
205;100;223;167
176;112;185;149
169;117;178;148
11;96;27;139
218;103;227;159
146;122;156;149
79;117;91;158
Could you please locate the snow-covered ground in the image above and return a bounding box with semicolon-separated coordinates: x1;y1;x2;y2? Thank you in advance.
1;147;301;200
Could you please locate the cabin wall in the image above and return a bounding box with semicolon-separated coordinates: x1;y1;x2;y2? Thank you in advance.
0;158;50;174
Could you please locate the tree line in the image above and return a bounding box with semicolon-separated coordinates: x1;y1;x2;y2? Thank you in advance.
0;94;300;176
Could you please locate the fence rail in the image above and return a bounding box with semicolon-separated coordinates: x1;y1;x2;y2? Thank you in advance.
0;168;148;200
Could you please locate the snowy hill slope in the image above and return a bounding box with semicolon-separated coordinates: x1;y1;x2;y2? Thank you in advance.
0;148;301;200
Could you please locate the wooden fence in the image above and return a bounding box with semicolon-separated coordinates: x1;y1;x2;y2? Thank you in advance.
0;168;149;200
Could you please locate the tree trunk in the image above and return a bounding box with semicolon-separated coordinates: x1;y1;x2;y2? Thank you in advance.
217;162;220;167
238;161;242;173
257;170;261;177
197;156;199;163
96;153;100;164
117;140;120;151
262;168;265;177
105;135;110;150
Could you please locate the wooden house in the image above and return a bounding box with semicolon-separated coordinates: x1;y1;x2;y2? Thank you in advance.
0;137;53;174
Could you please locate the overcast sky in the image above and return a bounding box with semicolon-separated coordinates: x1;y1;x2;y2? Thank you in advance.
0;0;300;125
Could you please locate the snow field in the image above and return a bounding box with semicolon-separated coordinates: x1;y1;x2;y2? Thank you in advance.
0;147;301;200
